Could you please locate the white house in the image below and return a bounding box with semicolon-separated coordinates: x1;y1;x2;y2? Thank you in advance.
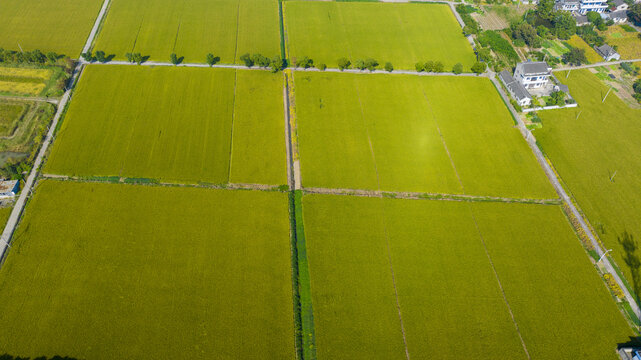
556;0;608;13
0;180;19;199
499;70;532;107
595;44;621;60
514;61;552;89
612;0;629;11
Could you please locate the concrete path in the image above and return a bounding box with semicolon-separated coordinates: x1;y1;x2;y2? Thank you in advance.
0;0;111;263
488;70;641;320
0;95;58;104
555;58;641;71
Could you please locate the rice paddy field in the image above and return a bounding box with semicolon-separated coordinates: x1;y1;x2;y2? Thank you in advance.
566;35;602;64
45;65;286;186
0;0;103;57
601;26;641;60
536;69;641;286
293;72;555;199
93;0;281;64
0;180;295;359
301;194;633;359
284;2;476;70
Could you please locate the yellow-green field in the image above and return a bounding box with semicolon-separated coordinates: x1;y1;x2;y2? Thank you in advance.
601;26;641;60
0;0;103;56
46;66;286;185
0;180;295;359
302;194;633;359
294;72;555;199
566;35;602;63
537;70;641;287
284;2;476;70
94;0;281;64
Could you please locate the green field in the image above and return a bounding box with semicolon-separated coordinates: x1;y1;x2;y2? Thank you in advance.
46;65;286;185
302;194;633;359
536;70;641;286
0;0;103;57
0;180;295;359
294;72;555;198
93;0;280;64
284;2;476;70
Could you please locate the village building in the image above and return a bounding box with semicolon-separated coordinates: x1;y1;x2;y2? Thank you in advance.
556;0;608;13
0;180;19;199
595;44;621;61
514;61;552;89
499;70;532;107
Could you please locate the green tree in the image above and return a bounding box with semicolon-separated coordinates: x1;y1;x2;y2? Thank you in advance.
132;53;143;65
452;63;463;74
251;54;270;68
562;47;587;65
424;60;435;72
536;0;556;21
206;53;219;66
354;59;366;70
554;11;577;39
46;51;58;64
317;63;327;71
548;90;566;105
511;22;542;48
95;50;106;63
297;56;313;69
126;53;134;63
364;58;378;71
471;61;487;74
537;25;551;38
415;62;425;72
384;62;393;72
170;53;179;65
81;51;94;62
628;3;641;25
337;57;351;71
270;56;285;72
433;61;444;73
240;53;253;67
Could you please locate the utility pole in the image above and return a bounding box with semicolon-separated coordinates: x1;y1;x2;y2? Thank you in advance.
610;170;618;182
17;41;23;53
575;110;582;120
566;69;571;79
598;249;613;263
602;86;613;103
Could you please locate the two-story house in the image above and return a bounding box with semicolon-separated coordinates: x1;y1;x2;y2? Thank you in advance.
556;0;608;13
514;61;552;89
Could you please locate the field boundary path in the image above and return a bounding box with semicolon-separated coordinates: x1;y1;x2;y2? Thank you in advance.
488;70;641;320
555;58;641;71
78;59;485;77
0;95;58;104
0;0;112;264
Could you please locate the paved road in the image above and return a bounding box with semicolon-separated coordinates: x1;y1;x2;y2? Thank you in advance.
555;58;641;71
0;0;111;263
0;95;59;104
489;71;641;319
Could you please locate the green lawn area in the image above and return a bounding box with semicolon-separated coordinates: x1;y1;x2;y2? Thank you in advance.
46;65;286;185
0;180;295;359
302;194;633;359
294;72;555;199
0;0;103;57
284;2;475;70
536;69;641;287
94;0;280;64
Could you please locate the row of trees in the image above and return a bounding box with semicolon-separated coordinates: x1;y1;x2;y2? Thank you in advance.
0;48;62;65
239;53;286;72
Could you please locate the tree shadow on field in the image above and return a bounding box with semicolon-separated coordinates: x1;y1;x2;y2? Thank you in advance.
0;354;79;360
619;231;641;303
105;54;116;62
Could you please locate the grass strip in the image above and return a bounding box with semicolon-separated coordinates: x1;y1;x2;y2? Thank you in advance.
294;190;316;360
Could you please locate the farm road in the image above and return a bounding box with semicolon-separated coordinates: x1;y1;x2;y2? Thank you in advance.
555;58;641;71
488;70;641;320
0;95;58;104
0;0;111;263
79;59;484;77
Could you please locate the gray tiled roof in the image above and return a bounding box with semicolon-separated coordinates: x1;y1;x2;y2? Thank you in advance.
595;44;617;57
518;61;551;75
499;70;531;101
610;10;628;19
